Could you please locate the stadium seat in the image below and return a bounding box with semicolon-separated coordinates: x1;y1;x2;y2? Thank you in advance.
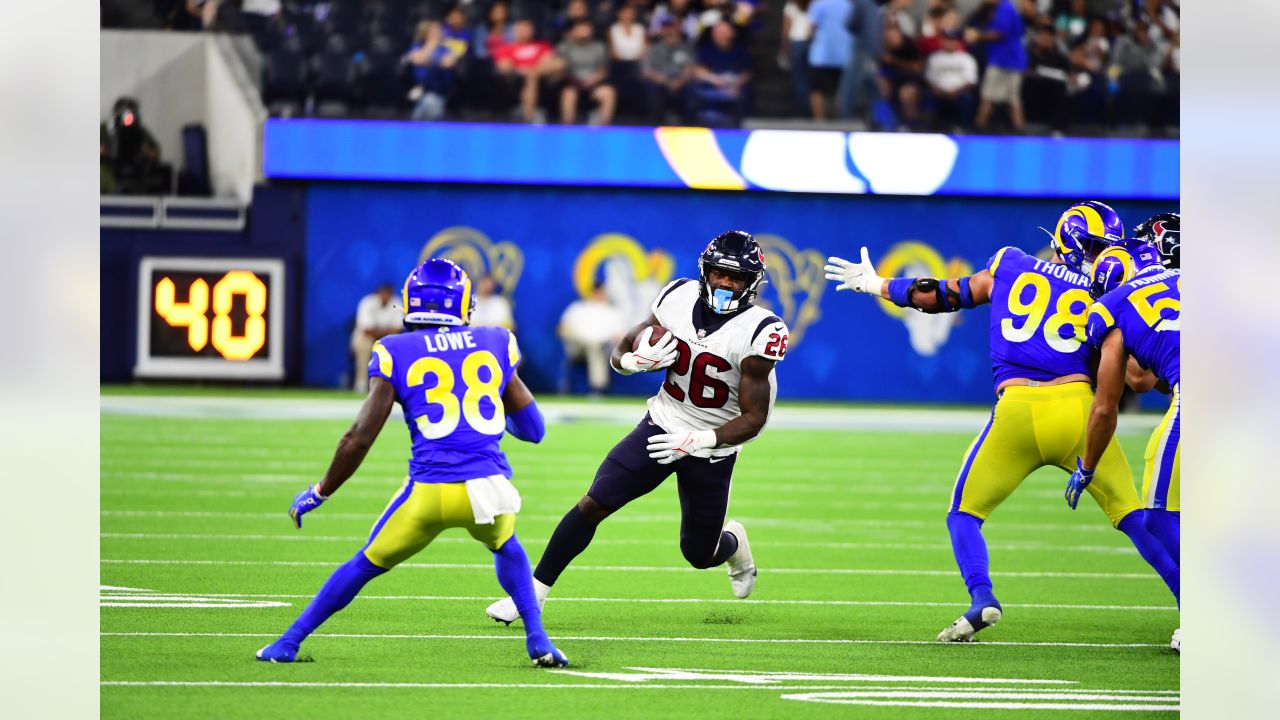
263;46;308;114
177;124;212;197
310;40;357;114
358;35;408;116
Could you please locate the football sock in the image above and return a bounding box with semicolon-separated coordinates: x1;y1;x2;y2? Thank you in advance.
1119;510;1180;604
946;511;1000;624
533;505;597;587
1144;509;1180;566
711;529;739;566
279;552;387;647
492;535;549;641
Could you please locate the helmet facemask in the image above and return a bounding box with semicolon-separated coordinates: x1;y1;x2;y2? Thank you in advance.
700;261;763;314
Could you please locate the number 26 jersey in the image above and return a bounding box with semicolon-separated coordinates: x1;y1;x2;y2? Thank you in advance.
645;279;789;457
369;326;521;483
985;246;1095;392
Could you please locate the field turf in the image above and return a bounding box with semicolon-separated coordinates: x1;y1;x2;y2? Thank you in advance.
101;391;1178;718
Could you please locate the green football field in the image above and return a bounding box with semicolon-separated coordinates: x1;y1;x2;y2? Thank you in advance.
101;390;1179;718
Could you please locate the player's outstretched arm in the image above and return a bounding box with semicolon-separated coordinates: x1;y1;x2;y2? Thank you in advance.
611;313;678;375
502;370;546;443
825;247;992;312
290;378;395;528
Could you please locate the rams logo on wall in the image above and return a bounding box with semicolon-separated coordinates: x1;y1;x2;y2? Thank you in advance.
573;232;675;325
419;226;524;300
754;234;827;346
875;241;974;357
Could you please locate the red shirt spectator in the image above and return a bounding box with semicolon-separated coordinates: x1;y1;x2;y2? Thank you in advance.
493;38;554;71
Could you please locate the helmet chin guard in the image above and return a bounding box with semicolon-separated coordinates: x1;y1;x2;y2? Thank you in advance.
698;230;766;315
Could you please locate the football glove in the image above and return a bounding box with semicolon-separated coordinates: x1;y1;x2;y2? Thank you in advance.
289;484;329;529
646;429;717;465
616;328;679;375
1064;458;1095;510
824;247;884;295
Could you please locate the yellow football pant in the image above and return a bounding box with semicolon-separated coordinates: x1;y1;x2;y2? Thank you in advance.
362;479;516;569
950;382;1142;527
1141;383;1180;512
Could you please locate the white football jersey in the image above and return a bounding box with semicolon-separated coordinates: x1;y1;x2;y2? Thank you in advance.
645;279;789;457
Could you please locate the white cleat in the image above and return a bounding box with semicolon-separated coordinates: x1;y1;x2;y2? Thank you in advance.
936;607;1002;642
723;520;757;599
1170;627;1180;653
485;580;550;625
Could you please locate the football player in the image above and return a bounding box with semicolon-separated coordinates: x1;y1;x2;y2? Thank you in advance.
256;259;568;667
1069;213;1181;651
825;201;1179;642
486;230;789;623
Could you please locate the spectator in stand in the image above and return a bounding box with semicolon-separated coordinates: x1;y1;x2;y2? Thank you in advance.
876;25;924;130
557;19;617;125
553;0;594;44
101;97;170;194
558;281;626;395
780;1;813;116
1054;0;1089;46
805;0;853;121
918;3;962;56
470;275;516;330
651;0;701;43
407;10;472;121
475;0;515;61
1067;16;1111;126
1022;19;1069;133
642;13;696;123
493;19;558;123
350;283;402;393
924;28;977;130
609;3;648;111
884;0;917;38
966;0;1027;131
690;20;753;127
840;0;881;119
1111;19;1165;127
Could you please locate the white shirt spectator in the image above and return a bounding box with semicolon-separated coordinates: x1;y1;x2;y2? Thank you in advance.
559;296;625;346
610;21;647;61
783;2;813;42
472;293;515;329
241;0;282;15
354;292;403;335
926;48;978;93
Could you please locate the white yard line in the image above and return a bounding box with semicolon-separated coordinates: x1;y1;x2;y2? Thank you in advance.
98;557;1160;580
96;591;1176;613
100;632;1169;648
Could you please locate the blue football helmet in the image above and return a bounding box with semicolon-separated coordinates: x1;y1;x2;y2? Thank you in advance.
1050;201;1125;273
1088;241;1160;299
1132;212;1179;270
402;258;475;326
699;230;767;314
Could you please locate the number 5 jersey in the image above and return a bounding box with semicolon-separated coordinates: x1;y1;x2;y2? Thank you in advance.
645;279;789;458
369;326;522;483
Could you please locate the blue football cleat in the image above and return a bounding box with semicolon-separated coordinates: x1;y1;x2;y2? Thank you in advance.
527;633;569;667
255;638;301;663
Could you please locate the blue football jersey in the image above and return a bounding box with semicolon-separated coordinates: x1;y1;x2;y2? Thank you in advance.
985;246;1095;392
1086;268;1181;387
369;326;522;483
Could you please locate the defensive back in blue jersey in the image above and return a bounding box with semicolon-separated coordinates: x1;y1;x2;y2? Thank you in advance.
370;325;523;483
1086;268;1181;387
984;246;1096;392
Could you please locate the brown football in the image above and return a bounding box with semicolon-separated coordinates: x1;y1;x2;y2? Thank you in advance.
634;324;670;350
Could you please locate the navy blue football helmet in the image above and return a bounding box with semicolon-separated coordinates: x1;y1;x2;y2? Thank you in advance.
699;230;766;314
402;258;475;326
1132;212;1179;270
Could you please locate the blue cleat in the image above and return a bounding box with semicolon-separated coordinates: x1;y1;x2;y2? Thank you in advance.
255;638;301;663
527;633;569;667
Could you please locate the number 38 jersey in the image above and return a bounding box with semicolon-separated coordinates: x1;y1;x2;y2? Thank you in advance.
986;246;1094;392
645;279;789;458
369;326;521;483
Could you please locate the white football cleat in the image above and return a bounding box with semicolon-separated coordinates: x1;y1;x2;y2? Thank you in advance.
723;520;757;599
1170;627;1180;653
485;580;550;625
936;607;1002;642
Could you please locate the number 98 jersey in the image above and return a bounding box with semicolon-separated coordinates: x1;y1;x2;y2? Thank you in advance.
370;326;521;483
986;246;1094;392
645;279;789;458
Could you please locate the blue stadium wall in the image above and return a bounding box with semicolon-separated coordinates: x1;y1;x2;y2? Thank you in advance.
301;184;1172;404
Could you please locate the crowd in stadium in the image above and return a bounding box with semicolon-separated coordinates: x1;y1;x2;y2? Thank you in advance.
121;0;1178;135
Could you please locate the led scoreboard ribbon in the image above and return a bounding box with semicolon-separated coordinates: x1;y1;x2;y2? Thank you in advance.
134;256;286;380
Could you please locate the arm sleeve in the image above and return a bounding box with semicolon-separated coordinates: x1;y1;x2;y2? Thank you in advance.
369;340;393;382
505;401;546;443
1085;300;1118;350
748;316;789;362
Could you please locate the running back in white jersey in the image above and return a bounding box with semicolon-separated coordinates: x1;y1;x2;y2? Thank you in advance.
645;279;789;457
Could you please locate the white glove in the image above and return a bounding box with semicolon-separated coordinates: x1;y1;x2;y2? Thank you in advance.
615;327;679;375
646;429;717;464
824;247;884;295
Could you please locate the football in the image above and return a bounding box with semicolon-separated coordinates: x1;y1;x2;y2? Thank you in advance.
635;324;670;350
